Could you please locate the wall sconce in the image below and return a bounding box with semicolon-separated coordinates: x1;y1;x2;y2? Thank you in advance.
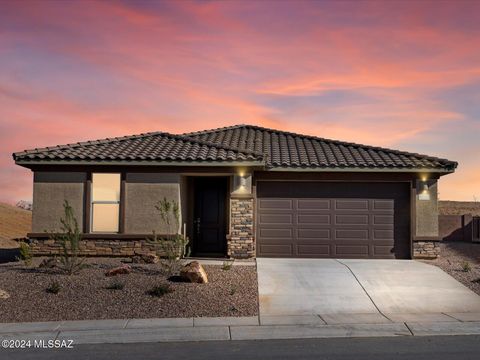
233;172;252;195
418;182;430;201
240;176;247;187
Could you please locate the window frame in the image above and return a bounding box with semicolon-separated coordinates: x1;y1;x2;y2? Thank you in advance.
90;172;122;234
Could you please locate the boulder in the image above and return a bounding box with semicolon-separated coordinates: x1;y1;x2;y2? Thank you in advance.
105;265;131;277
132;254;159;264
0;289;10;300
180;261;208;284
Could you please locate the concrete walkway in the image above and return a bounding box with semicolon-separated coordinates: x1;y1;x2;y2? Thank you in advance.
257;259;480;316
1;314;480;344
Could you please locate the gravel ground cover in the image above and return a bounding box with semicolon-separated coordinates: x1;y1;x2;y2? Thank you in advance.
422;242;480;295
0;258;258;322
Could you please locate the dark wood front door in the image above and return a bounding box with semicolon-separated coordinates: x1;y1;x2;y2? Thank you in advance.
193;177;227;256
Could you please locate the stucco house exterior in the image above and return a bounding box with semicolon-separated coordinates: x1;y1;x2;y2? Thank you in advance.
13;124;457;259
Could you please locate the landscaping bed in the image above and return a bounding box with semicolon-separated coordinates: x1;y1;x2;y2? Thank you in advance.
0;257;258;322
422;241;480;295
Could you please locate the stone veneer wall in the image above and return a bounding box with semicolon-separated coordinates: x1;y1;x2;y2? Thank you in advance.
413;241;440;259
29;238;166;257
228;198;255;258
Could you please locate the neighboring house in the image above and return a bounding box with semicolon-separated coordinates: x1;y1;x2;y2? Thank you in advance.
13;124;457;259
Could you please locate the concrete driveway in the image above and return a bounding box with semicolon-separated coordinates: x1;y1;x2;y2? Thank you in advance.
257;258;480;318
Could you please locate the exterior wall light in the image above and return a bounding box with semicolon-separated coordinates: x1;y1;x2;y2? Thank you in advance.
240;176;247;187
232;171;252;195
418;182;430;201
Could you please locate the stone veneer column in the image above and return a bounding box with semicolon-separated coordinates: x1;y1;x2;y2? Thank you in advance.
228;197;255;258
413;179;440;259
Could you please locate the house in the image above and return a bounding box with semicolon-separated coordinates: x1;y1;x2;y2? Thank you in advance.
13;124;457;259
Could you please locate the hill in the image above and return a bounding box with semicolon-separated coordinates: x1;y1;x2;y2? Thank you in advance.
439;201;480;216
0;202;31;248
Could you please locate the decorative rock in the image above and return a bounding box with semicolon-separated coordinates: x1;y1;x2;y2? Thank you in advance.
0;289;10;300
105;265;132;277
132;254;159;264
180;261;208;283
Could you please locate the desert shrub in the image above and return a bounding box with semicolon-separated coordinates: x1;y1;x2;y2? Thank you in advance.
147;284;173;297
17;242;32;266
147;198;190;277
106;280;125;290
46;280;61;294
222;259;234;271
49;201;87;275
230;286;237;296
462;261;472;272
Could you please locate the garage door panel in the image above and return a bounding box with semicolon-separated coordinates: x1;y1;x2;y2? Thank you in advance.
259;228;293;238
373;215;394;225
335;199;369;210
335;229;369;240
258;199;293;210
297;214;330;224
335;214;369;225
259;244;293;256
335;245;369;256
373;200;394;210
256;182;410;259
297;244;330;256
259;213;293;225
373;229;394;240
297;228;331;240
297;199;331;210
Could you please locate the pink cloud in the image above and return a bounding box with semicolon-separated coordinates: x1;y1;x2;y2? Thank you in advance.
1;0;480;202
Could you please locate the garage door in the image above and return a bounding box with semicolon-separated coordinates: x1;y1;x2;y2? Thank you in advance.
256;182;411;259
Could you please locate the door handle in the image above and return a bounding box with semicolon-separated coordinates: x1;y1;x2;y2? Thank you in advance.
195;218;201;235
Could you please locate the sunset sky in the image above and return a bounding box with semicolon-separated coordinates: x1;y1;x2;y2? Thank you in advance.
1;0;479;203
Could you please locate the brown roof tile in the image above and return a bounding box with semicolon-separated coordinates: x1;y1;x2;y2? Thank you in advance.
13;124;457;171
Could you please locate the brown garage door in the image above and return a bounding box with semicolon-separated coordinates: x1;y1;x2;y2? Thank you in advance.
256;182;411;259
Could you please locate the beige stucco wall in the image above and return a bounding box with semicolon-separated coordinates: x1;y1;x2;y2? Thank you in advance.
415;179;439;238
32;181;84;233
124;173;181;234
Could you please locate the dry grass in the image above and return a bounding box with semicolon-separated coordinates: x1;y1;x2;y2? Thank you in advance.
0;202;31;248
439;201;480;216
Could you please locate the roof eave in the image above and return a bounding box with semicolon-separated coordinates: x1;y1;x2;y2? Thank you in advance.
14;159;266;168
267;166;456;174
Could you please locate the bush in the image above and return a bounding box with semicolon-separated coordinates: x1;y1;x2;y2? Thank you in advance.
222;259;234;271
147;198;190;277
17;242;32;266
106;280;125;290
147;284;173;297
49;201;87;275
462;261;472;272
46;280;61;294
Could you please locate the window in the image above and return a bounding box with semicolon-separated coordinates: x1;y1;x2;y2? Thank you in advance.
91;173;121;232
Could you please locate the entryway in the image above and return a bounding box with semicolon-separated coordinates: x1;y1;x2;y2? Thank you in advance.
192;177;228;257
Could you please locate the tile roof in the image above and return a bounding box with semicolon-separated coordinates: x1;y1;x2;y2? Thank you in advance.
13;131;263;163
13;124;457;171
185;124;457;171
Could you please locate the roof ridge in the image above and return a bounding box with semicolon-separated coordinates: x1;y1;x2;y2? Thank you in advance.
13;129;265;160
194;123;456;167
182;124;248;137
180;134;264;157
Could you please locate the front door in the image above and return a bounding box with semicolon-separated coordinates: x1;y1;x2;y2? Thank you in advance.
193;177;227;256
